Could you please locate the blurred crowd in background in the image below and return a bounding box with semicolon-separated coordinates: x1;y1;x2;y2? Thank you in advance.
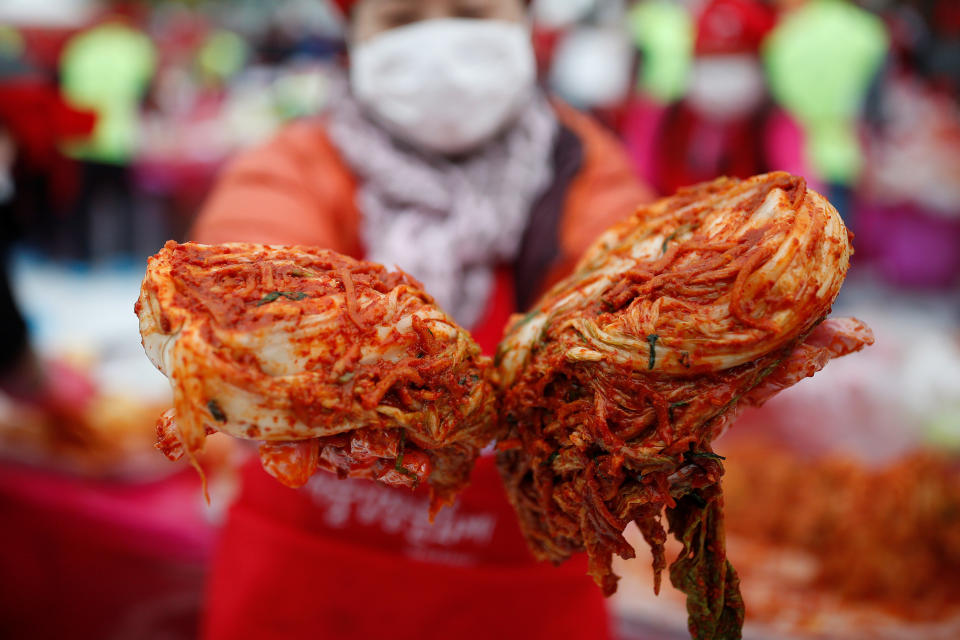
0;1;959;639
1;0;958;277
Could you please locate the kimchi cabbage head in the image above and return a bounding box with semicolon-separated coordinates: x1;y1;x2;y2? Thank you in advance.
136;241;497;512
495;173;873;640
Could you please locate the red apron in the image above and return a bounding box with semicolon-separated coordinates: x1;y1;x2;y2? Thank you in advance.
202;268;613;640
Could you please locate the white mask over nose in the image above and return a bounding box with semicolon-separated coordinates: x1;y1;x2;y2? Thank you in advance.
349;18;537;156
686;54;766;120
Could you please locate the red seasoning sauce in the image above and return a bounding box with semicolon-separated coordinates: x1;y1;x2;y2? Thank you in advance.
137;241;497;515
495;173;873;639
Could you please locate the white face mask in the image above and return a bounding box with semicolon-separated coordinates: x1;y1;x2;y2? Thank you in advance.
686;54;766;120
350;18;536;156
531;0;596;29
549;26;633;110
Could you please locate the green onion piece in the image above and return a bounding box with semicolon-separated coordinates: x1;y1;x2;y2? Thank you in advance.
661;231;679;255
689;451;726;461
256;292;281;306
518;310;539;326
669;400;690;423
647;334;660;370
687;491;707;508
394;432;418;480
207;399;227;423
256;291;308;306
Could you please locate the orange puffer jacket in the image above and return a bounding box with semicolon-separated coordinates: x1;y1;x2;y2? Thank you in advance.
193;102;651;307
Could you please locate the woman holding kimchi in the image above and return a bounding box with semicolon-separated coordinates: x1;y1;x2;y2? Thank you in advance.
192;1;651;638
